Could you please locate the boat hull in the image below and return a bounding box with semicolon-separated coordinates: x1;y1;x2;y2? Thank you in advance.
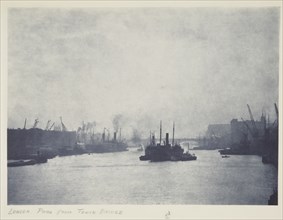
140;144;197;162
86;142;128;153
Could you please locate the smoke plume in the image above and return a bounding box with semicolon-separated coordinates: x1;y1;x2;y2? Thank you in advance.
112;114;126;132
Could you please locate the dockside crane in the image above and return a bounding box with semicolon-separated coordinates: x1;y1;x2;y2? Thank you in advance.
23;118;27;129
247;104;258;137
271;103;279;128
32;119;39;129
48;122;55;131
60;117;67;132
45;120;51;130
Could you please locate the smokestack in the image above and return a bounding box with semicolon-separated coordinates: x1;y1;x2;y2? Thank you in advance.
102;128;105;142
102;133;105;142
114;132;117;141
172;122;175;145
160;120;162;144
166;133;169;146
24;118;27;129
152;134;155;145
119;128;121;141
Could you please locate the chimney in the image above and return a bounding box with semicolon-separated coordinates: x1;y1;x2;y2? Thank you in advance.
102;133;105;142
166;133;169;146
114;132;117;141
152;134;155;145
102;128;105;142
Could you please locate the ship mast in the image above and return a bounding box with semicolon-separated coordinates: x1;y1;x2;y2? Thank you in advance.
172;122;175;145
160;120;162;144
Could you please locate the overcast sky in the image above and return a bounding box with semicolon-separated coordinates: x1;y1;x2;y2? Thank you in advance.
8;7;280;138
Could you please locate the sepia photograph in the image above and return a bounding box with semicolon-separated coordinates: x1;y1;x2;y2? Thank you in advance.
1;1;282;219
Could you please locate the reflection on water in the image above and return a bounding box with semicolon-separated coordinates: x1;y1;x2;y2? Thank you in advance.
8;150;277;205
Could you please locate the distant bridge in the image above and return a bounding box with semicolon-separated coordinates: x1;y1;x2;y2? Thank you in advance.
175;138;199;142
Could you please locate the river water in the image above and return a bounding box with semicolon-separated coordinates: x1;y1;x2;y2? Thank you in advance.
8;148;277;205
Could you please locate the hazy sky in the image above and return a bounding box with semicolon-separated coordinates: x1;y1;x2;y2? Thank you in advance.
8;7;280;138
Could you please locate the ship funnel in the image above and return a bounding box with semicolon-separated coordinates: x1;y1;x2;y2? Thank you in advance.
102;133;105;142
166;133;169;146
114;132;117;141
152;134;156;145
102;128;106;142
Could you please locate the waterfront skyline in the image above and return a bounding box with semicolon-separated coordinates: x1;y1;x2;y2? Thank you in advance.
8;8;279;137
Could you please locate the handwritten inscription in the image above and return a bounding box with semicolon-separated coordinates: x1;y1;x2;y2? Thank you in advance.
37;208;52;214
77;209;96;215
56;209;72;215
7;208;123;216
8;208;30;215
77;208;122;215
100;209;123;215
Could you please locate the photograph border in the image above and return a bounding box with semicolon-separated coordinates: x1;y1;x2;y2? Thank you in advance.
1;1;282;219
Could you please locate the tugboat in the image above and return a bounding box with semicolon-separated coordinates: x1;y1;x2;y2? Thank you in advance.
8;150;47;167
137;144;144;151
139;121;197;162
8;159;37;167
